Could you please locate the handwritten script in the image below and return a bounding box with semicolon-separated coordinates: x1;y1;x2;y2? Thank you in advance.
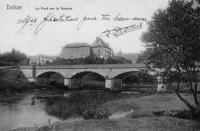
99;23;143;38
17;13;146;36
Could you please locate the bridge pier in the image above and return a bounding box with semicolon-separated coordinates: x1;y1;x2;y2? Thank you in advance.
157;76;167;92
64;78;82;89
27;77;36;82
105;79;113;89
64;78;71;87
105;78;122;91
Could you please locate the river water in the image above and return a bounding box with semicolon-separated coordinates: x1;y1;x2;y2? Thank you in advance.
0;89;131;131
0;90;62;131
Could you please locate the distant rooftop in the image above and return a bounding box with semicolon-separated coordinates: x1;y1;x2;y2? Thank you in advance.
91;37;111;49
63;38;112;50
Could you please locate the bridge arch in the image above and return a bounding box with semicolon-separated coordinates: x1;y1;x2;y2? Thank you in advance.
36;70;66;78
36;71;65;87
114;71;157;82
37;71;63;78
114;71;138;79
70;69;106;79
70;71;105;89
113;71;157;91
71;71;105;80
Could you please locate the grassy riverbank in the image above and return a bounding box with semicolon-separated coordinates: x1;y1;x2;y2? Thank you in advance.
11;117;200;131
100;93;190;113
10;93;200;131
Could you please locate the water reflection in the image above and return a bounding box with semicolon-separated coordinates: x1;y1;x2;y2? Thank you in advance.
39;90;116;120
0;91;60;131
0;90;127;131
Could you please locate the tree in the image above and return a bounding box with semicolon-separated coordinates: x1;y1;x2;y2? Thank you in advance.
49;56;132;65
0;49;29;66
138;0;200;119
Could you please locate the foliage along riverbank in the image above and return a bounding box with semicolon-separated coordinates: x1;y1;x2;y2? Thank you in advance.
38;90;140;120
0;69;52;92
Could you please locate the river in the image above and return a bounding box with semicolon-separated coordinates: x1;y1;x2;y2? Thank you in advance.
0;89;132;131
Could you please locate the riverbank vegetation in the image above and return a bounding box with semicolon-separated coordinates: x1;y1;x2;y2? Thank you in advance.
48;55;132;65
0;69;37;92
138;0;200;120
0;49;44;92
0;49;29;66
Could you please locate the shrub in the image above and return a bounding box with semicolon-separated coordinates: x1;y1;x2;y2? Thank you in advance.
81;108;112;119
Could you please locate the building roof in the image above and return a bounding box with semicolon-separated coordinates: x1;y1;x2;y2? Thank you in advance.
91;37;112;49
64;43;90;48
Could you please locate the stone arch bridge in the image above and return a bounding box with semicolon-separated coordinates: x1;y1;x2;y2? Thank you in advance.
19;64;161;91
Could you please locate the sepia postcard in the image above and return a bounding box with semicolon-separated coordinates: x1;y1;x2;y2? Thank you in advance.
0;0;200;131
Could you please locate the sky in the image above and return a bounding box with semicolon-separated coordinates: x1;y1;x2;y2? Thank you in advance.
0;0;170;56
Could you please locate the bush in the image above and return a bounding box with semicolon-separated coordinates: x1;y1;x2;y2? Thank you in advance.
0;69;36;92
81;108;112;119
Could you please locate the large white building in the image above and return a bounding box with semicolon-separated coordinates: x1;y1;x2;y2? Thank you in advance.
60;37;113;59
60;43;90;59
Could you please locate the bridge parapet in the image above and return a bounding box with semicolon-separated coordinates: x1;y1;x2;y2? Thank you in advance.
19;64;146;69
